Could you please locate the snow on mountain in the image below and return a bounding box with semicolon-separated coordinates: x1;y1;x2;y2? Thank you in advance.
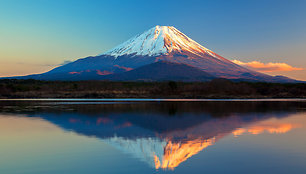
102;25;217;58
104;136;167;169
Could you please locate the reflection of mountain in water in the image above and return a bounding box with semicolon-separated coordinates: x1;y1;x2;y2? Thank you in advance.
0;101;304;170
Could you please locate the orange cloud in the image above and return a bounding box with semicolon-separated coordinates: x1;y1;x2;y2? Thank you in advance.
247;123;295;135
232;128;246;137
232;122;301;137
232;60;303;72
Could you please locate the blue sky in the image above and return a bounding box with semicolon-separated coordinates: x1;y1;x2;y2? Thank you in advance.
0;0;305;79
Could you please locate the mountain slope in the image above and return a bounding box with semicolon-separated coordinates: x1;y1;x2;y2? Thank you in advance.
104;61;215;81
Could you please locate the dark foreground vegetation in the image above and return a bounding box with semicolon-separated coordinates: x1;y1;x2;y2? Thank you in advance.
0;79;305;99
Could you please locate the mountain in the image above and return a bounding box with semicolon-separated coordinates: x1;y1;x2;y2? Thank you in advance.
6;25;299;82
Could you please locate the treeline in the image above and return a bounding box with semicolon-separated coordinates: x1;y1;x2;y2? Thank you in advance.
0;79;305;98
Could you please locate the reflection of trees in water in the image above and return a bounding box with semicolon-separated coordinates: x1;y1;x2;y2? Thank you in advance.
1;101;304;115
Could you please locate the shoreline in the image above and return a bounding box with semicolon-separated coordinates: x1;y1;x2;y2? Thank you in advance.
1;79;305;99
1;98;306;102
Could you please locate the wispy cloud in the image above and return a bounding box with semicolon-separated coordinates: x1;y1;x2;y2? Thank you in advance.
59;60;72;66
232;60;303;72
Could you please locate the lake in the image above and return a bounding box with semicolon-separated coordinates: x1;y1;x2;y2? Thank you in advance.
0;99;306;174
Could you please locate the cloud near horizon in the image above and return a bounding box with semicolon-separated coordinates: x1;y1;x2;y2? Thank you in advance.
232;60;303;72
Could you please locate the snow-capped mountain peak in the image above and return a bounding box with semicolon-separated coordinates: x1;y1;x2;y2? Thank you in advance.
102;25;217;58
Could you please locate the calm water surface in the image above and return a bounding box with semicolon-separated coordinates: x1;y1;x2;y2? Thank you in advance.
0;100;306;174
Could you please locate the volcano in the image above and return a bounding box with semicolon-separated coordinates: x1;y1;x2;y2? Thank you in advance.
9;26;298;82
